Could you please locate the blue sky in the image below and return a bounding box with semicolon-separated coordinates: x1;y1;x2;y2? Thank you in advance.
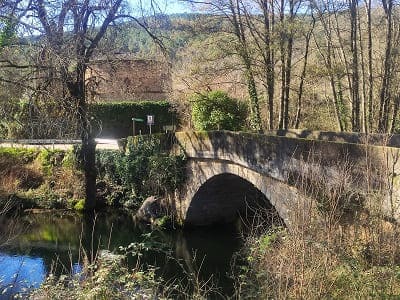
128;0;192;14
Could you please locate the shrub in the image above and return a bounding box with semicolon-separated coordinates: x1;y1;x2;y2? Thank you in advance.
96;134;186;208
191;90;248;131
0;147;38;167
37;149;65;175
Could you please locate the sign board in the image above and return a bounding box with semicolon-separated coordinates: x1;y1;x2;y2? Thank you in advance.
132;118;144;122
147;115;155;125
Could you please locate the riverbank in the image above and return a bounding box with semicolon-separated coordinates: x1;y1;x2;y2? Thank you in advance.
0;146;86;212
0;135;186;216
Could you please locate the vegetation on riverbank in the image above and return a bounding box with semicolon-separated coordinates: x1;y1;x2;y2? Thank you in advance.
96;134;186;210
0;147;85;211
29;244;213;300
30;250;164;299
235;214;400;299
234;152;400;299
0;134;186;213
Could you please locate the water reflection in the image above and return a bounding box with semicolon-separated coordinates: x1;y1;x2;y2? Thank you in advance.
0;211;242;298
0;254;45;298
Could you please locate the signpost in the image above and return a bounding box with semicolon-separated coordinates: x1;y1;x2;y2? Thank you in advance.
131;117;144;136
147;115;155;135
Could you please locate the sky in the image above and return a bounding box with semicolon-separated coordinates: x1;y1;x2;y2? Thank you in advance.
128;0;193;15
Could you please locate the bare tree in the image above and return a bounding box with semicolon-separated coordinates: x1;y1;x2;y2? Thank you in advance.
312;0;347;131
378;0;394;132
294;14;315;129
364;0;373;132
260;0;275;130
349;0;361;131
180;0;263;132
28;0;124;209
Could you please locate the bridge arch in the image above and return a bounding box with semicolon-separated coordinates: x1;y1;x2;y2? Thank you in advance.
185;172;282;226
180;159;298;227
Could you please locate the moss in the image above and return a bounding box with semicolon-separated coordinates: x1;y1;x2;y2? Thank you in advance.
74;199;85;211
0;147;39;165
36;149;65;175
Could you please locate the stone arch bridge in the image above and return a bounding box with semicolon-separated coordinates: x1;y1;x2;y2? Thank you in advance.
171;131;400;227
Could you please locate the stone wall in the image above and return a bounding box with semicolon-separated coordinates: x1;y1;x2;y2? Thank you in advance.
86;59;171;102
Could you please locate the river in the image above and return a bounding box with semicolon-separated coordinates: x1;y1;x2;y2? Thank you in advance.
0;210;244;299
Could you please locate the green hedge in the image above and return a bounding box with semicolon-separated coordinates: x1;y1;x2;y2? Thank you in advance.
91;101;178;138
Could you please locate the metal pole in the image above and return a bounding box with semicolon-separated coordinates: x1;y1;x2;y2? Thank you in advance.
132;118;135;136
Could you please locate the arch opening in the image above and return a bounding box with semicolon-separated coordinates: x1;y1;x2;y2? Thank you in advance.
185;173;283;227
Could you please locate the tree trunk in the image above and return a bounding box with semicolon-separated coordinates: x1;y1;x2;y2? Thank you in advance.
378;0;393;132
75;62;97;210
246;67;262;132
81;133;97;210
278;0;285;129
262;0;275;130
350;0;361;132
357;5;367;133
295;17;315;129
281;0;295;130
230;0;262;132
365;0;374;132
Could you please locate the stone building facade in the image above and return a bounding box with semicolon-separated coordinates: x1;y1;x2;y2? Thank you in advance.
86;58;171;102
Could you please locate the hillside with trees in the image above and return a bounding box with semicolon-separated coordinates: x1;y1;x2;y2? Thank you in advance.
94;2;400;134
2;2;400;135
1;0;400;135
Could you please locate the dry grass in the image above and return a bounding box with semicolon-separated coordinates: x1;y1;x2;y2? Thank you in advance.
0;164;44;193
0;147;84;209
235;141;400;299
239;212;400;299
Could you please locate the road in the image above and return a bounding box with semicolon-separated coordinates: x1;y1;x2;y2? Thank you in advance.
0;138;120;150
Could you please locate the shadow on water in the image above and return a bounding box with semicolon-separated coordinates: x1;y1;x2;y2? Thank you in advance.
0;210;243;299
